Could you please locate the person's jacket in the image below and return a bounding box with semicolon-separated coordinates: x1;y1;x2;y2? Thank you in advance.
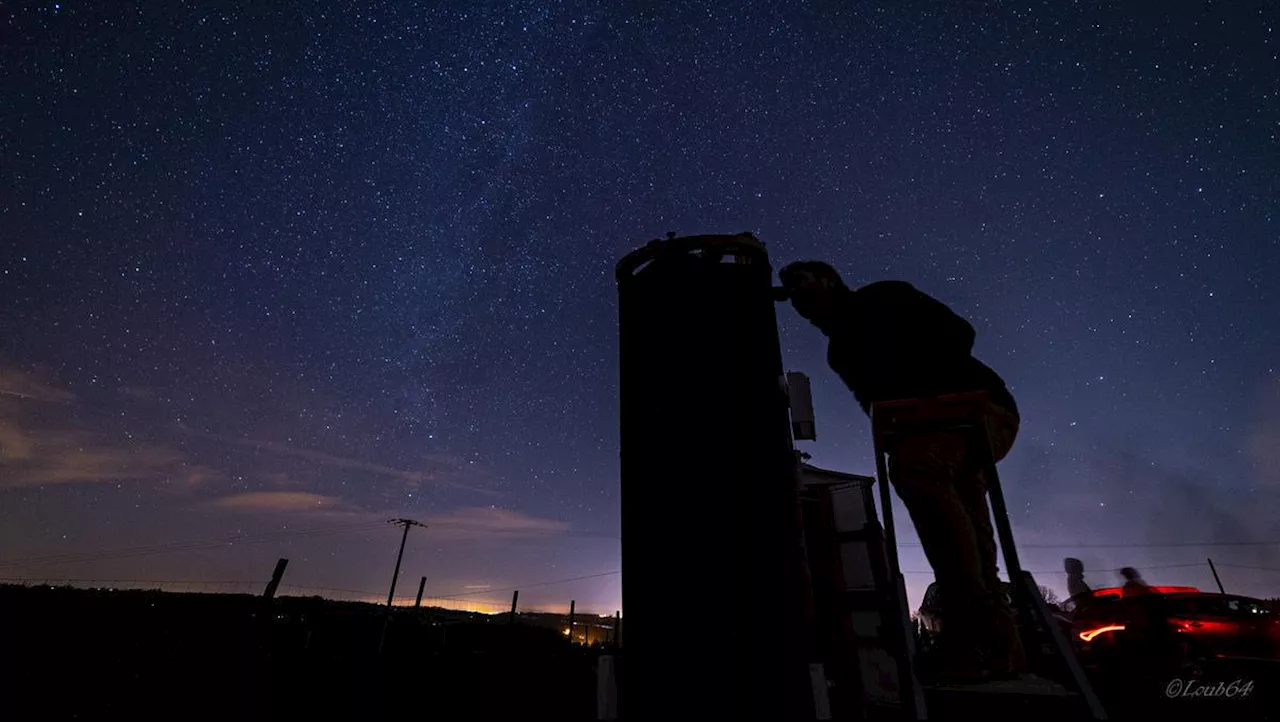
822;281;1016;415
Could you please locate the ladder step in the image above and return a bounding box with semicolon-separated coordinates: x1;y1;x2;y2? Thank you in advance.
925;685;1096;722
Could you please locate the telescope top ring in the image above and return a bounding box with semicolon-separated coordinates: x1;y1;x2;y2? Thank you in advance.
615;232;767;283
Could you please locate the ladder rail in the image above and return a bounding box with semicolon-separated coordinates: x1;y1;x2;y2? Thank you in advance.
979;448;1025;585
871;422;903;581
870;406;929;720
1014;570;1109;720
983;458;1107;719
870;394;1108;720
978;440;1106;717
870;417;931;716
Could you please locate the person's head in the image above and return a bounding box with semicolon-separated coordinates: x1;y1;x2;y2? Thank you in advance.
1120;567;1141;582
1064;557;1084;576
778;261;848;328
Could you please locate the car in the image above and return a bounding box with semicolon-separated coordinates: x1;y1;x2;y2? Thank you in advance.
1071;587;1280;668
917;580;1016;639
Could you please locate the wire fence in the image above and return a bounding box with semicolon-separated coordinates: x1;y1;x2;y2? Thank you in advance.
899;561;1280;576
0;573;623;617
4;559;1276;605
3;518;1279;614
0;578;265;595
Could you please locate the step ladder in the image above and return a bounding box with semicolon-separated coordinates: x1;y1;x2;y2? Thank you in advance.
868;392;1107;720
798;465;920;720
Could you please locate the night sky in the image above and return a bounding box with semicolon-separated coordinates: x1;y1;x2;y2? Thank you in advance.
2;2;1278;614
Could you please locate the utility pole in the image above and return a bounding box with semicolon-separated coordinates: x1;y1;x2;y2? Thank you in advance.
568;599;576;643
385;518;426;608
379;518;425;655
415;576;427;608
509;590;519;625
1207;557;1226;594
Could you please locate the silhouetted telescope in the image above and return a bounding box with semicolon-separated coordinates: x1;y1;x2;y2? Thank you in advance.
615;232;815;720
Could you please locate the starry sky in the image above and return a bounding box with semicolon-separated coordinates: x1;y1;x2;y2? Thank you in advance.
2;1;1278;614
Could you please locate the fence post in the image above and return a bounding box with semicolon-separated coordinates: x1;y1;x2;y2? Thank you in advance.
262;558;289;600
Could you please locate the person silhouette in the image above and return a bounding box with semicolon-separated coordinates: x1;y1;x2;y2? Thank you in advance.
779;261;1021;683
1065;557;1092;599
1120;567;1151;598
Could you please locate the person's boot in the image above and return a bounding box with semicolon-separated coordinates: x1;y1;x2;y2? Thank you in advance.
936;607;1023;684
984;605;1026;678
937;642;996;684
936;623;1005;684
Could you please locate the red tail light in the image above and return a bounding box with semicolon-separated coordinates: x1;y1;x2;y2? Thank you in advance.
1079;624;1126;642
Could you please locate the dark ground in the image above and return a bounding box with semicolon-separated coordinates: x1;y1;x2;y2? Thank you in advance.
0;585;601;721
1086;652;1280;720
5;584;1278;720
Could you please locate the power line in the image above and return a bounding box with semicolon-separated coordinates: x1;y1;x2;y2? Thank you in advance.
432;570;621;600
9;561;1273;606
427;522;620;541
0;521;381;566
279;584;383;597
0;577;390;598
0;578;257;585
0;577;607;607
0;522;387;569
1217;563;1280;573
11;521;1272;573
899;562;1211;575
0;521;618;573
0;520;388;569
898;540;1280;550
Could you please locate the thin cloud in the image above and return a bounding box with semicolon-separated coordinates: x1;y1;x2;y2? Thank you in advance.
179;427;499;496
261;471;306;488
0;425;191;489
176;464;222;491
0;367;75;403
209;491;353;512
0;420;35;461
0;365;200;489
424;506;571;540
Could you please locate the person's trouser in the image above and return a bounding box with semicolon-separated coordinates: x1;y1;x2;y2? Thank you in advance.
887;399;1022;673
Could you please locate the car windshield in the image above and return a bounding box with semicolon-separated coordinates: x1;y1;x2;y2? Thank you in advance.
922;582;1015;608
1165;595;1272;617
